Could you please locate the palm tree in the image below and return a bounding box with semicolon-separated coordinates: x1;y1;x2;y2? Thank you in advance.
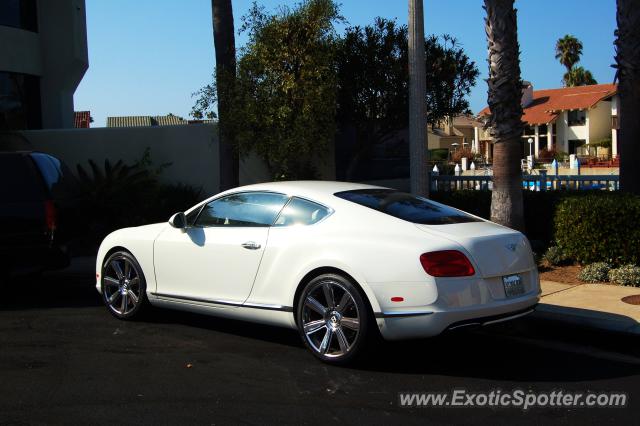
614;0;640;195
212;0;238;190
408;0;429;196
484;0;524;231
555;35;583;74
563;66;598;87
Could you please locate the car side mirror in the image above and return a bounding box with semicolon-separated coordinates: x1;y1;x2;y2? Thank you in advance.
169;212;187;229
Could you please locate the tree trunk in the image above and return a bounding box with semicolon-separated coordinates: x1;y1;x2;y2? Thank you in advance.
408;0;429;197
615;0;640;195
212;0;238;190
484;0;524;231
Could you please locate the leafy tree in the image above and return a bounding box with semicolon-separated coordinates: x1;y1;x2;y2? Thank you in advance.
336;19;478;179
563;66;598;86
336;18;409;179
555;34;583;73
484;0;525;231
231;0;341;179
425;35;479;127
614;0;640;195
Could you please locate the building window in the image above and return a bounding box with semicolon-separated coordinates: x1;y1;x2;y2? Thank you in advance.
0;71;42;130
522;125;535;136
568;139;586;155
0;0;38;32
568;110;586;126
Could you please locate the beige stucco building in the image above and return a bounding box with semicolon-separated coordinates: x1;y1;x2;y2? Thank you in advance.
1;0;88;130
477;82;619;162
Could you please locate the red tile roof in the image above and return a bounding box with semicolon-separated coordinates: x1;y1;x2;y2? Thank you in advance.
74;111;91;128
478;83;617;125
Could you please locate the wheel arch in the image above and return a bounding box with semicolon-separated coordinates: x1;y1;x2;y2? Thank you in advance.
291;265;381;326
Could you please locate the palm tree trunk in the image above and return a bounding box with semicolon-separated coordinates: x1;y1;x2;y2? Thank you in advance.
484;0;524;231
615;0;640;195
212;0;238;190
408;0;429;196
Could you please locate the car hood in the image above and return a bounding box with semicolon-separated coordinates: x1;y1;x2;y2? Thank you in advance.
415;221;534;278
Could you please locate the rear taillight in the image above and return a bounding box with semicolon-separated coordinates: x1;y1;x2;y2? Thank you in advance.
44;200;57;233
420;250;475;277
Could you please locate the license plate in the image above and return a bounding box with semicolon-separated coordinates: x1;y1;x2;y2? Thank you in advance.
503;274;525;298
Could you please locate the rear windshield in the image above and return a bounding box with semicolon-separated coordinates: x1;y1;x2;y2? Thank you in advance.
334;189;480;225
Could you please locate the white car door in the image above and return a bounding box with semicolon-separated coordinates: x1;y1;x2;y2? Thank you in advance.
153;191;290;305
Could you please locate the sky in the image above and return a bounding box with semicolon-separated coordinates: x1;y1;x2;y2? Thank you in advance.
74;0;618;127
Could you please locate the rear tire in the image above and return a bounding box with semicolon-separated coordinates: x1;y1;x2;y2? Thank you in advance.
296;273;372;365
101;251;148;320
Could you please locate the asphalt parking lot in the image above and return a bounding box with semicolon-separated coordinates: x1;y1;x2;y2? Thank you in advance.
1;264;639;425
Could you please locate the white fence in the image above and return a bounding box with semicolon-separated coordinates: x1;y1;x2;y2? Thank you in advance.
431;170;620;192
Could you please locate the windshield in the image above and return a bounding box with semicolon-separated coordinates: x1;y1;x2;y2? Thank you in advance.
334;189;481;225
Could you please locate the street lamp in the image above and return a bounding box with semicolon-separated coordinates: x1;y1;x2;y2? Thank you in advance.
528;137;533;157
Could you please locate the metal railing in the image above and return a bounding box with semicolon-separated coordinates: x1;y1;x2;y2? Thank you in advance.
431;170;619;192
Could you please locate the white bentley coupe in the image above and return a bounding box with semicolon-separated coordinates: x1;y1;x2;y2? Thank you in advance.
96;181;540;363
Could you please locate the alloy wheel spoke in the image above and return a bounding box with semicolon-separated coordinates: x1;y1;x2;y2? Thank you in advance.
111;261;124;279
124;261;130;279
335;327;350;353
340;317;359;331
305;296;327;316
322;283;335;308
319;328;333;354
120;292;128;313
336;292;352;314
104;276;119;287
127;290;139;305
303;320;325;335
108;291;120;304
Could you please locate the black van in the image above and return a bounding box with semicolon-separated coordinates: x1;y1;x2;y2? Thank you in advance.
0;151;77;276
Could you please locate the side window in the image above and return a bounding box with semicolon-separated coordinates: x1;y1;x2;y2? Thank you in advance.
195;192;289;227
274;197;331;227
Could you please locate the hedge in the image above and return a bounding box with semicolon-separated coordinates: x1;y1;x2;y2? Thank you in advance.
430;190;640;265
554;194;640;265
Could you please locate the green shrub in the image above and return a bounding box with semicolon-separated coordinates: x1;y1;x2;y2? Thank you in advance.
608;265;640;287
554;194;640;265
71;150;204;252
430;190;490;219
578;262;611;283
429;149;449;162
542;246;566;266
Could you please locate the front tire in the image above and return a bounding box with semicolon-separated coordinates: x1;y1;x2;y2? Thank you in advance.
296;273;371;364
101;251;148;319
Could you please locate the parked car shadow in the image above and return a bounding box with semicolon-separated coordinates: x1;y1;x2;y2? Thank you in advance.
0;257;101;310
139;305;640;383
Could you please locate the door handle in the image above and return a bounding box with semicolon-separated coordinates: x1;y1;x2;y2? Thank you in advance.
241;241;261;250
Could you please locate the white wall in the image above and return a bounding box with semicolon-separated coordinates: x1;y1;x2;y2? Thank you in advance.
588;100;612;143
16;124;337;196
18;124;221;195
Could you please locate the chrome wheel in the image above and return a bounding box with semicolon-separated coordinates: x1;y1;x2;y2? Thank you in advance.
102;254;143;317
301;280;360;358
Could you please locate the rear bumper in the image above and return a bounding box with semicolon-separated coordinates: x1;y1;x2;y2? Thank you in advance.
377;293;540;340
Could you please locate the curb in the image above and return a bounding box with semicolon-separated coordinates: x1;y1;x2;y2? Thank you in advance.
533;303;640;336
